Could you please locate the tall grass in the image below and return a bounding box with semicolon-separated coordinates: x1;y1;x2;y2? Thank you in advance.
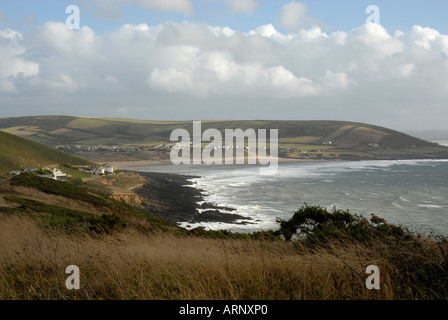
0;215;402;300
1;198;447;300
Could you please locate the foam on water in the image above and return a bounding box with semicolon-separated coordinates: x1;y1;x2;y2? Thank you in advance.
134;160;448;235
418;204;444;209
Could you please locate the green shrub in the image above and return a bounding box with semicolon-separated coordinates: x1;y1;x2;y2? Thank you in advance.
275;204;448;299
10;173;109;207
275;204;414;244
68;177;84;186
188;227;250;239
34;169;52;175
61;163;79;170
3;196;126;234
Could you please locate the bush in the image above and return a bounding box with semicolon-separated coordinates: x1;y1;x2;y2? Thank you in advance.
61;163;79;170
34;169;52;175
68;177;84;186
275;204;414;244
10;173;109;207
275;204;448;299
3;196;126;234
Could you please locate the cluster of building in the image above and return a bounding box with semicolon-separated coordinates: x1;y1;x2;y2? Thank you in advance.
279;147;327;154
91;163;115;175
55;143;176;153
9;163;115;181
9;168;68;181
171;144;256;151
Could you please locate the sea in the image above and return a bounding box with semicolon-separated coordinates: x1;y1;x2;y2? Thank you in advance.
131;160;448;236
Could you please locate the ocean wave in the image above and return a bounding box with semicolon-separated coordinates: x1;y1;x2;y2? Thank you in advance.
228;181;249;187
418;204;444;209
136;160;448;234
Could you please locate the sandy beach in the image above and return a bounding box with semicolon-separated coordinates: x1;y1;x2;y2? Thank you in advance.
112;159;174;169
112;157;327;170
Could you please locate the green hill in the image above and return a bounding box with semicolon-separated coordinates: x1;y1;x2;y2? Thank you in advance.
0;115;448;161
0;130;93;174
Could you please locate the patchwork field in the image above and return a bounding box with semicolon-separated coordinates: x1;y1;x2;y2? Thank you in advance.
1;116;447;162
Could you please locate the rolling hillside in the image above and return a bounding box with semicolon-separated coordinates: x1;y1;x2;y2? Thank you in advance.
0;130;93;174
1;115;448;161
0;173;446;300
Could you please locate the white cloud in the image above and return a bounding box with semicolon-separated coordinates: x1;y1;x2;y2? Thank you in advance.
349;23;404;57
128;0;194;15
253;24;279;38
1;20;448;129
0;28;39;92
106;75;119;85
225;0;259;15
148;67;207;97
82;0;194;18
279;2;320;30
394;63;415;78
32;74;79;93
411;25;440;50
148;50;322;98
25;22;98;57
320;71;350;92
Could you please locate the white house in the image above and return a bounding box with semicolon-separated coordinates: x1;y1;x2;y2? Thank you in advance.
98;164;114;174
92;163;114;175
52;169;67;181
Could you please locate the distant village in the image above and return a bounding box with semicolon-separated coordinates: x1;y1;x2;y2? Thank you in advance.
55;142;331;154
9;163;115;181
54;143;176;153
7;139;386;179
23;140;388;170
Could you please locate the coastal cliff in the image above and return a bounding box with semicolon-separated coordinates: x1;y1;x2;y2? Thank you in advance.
133;172;253;226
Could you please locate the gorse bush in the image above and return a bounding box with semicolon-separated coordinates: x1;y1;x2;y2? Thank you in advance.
4;196;126;234
276;204;448;299
34;169;52;175
61;163;79;170
68;178;84;186
10;173;109;206
276;204;414;244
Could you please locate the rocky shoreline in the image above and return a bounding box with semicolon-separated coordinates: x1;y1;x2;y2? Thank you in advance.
132;171;254;226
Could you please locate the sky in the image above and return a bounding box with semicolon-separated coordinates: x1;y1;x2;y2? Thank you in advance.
0;0;448;131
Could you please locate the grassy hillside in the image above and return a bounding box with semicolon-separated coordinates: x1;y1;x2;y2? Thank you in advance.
0;174;446;300
0;173;182;233
1;116;448;161
0;130;93;174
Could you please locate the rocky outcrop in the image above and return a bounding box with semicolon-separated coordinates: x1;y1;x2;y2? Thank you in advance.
132;171;254;225
110;193;145;206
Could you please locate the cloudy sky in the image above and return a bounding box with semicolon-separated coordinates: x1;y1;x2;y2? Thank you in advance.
0;0;447;131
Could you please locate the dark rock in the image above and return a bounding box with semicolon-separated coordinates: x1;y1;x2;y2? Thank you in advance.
199;202;236;211
132;171;253;225
191;210;253;225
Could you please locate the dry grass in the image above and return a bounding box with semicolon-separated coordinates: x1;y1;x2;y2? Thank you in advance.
0;215;397;300
84;172;147;193
5;185;111;216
